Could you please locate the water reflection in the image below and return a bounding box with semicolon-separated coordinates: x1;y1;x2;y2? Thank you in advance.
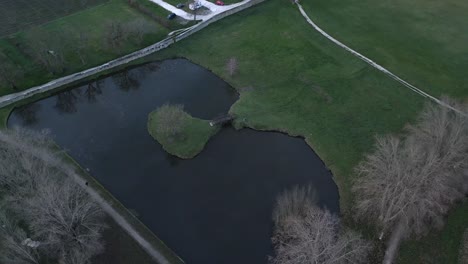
8;59;339;264
55;90;79;113
112;70;140;92
16;104;40;125
84;82;103;103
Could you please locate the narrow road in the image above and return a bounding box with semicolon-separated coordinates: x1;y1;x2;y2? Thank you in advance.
296;3;467;116
0;131;176;264
148;0;250;21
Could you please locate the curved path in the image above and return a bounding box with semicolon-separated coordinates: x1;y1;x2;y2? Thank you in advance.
296;3;467;116
0;131;176;264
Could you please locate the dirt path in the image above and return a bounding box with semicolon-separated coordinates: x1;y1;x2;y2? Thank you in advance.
296;3;467;116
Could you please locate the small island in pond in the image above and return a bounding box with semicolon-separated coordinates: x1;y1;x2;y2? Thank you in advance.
147;104;219;159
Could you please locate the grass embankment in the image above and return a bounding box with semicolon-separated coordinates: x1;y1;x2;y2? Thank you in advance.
142;0;468;261
0;0;173;96
148;105;219;159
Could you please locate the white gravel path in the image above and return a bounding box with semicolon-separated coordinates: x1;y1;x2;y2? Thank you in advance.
296;2;467;116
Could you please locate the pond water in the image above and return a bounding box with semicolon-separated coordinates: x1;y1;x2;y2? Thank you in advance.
8;59;340;264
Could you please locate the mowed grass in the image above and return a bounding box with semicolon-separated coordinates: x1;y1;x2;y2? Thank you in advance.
398;202;468;264
302;0;468;99
0;0;109;37
0;0;170;96
146;0;467;262
300;0;468;262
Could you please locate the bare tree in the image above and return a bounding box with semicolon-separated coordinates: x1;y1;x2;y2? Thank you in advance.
152;104;187;139
352;98;468;264
0;129;106;263
0;207;41;264
271;186;371;264
226;57;238;77
26;176;106;264
0;131;55;201
104;21;130;51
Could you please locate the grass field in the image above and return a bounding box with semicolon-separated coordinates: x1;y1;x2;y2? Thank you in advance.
0;0;109;37
0;0;180;96
302;0;468;99
143;0;468;262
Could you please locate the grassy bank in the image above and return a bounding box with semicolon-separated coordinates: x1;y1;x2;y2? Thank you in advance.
148;105;219;158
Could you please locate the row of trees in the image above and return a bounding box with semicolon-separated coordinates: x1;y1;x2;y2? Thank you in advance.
0;129;105;264
270;98;467;263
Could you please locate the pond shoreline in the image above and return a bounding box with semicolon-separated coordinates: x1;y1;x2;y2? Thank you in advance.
7;58;340;264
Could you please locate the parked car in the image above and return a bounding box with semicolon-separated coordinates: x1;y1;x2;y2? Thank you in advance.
167;13;177;20
176;3;185;8
215;0;224;5
189;1;203;10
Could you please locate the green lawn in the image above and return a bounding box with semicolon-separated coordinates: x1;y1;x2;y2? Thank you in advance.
302;0;468;99
144;0;467;262
0;0;109;37
0;0;170;96
398;202;468;264
148;107;219;158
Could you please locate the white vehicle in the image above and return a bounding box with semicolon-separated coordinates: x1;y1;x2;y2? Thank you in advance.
189;1;203;10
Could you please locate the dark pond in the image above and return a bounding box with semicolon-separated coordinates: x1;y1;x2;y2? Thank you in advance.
8;59;339;264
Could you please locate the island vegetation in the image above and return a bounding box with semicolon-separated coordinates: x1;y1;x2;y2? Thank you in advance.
148;104;219;159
